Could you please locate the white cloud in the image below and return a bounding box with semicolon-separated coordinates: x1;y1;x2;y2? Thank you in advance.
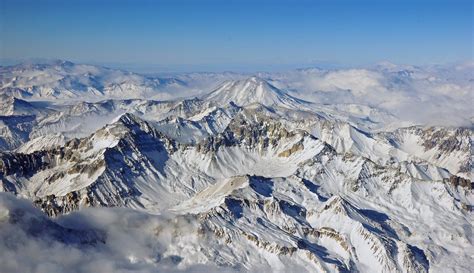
278;64;474;127
0;193;241;273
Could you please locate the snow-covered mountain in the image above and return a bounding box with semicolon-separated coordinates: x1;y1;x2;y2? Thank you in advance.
202;76;310;109
0;94;53;116
0;60;193;101
0;61;472;273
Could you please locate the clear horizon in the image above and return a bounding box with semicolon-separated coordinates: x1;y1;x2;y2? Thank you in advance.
1;0;473;72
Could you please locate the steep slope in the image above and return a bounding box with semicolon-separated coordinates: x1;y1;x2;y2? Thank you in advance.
154;102;241;144
296;151;473;273
16;133;67;154
0;115;37;150
0;94;53;116
0;110;472;272
0;113;196;215
174;175;433;273
0;113;330;215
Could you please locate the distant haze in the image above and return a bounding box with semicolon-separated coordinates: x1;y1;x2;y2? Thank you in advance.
1;0;472;72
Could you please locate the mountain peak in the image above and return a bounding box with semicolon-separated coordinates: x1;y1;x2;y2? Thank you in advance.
0;94;48;116
202;76;308;108
112;112;149;129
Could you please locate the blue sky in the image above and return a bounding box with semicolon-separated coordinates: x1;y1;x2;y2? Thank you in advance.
0;0;472;71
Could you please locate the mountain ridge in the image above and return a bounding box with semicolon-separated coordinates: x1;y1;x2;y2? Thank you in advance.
0;61;472;273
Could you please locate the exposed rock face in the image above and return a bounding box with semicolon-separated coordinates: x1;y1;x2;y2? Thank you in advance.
0;151;48;177
2;193;106;244
196;111;313;155
1;113;185;215
278;141;304;157
448;175;472;190
177;175;432;272
33;191;88;217
380;126;473;179
420;127;471;153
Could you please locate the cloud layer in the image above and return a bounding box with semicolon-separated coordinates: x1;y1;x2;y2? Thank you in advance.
0;193;238;273
269;62;474;127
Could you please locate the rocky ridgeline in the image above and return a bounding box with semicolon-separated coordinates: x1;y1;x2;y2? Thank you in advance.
196;111;314;155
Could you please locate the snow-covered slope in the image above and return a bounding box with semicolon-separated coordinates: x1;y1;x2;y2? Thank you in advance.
0;115;37;150
0;111;471;272
16;133;67;154
0;94;53;116
0;61;188;101
203;76;310;109
0;61;472;273
378;126;472;179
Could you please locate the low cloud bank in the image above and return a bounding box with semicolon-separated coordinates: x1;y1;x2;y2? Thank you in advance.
270;62;473;127
0;193;239;273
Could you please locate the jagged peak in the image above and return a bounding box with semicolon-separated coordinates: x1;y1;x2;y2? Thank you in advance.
105;113;176;151
88;113;152;141
320;195;361;217
113;112;144;126
0;93;52;116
